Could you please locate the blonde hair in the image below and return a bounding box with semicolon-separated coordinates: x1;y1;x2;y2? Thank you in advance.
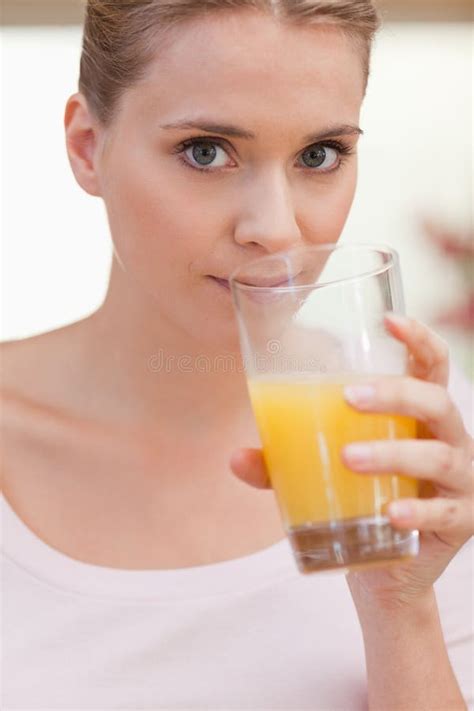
79;0;381;125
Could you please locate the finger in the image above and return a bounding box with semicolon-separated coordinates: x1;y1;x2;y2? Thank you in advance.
229;448;271;489
387;496;473;538
344;376;466;446
342;440;467;493
384;313;449;386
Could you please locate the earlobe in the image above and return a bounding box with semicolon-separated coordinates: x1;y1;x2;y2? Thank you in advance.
64;93;103;197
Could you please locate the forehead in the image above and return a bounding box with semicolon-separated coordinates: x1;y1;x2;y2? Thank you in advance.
123;11;365;134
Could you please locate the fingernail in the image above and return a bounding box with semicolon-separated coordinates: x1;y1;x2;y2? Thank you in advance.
389;501;414;519
344;384;376;407
344;443;373;468
385;312;408;328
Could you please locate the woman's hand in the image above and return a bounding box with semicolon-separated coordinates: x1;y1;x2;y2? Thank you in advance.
340;314;473;610
230;314;474;610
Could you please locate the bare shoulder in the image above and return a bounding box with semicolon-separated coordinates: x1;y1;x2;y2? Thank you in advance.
1;321;83;401
1;316;101;416
0;318;96;494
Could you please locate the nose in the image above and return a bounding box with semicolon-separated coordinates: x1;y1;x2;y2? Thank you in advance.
233;170;303;253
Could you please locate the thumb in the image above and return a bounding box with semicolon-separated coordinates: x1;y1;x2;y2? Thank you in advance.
230;448;272;490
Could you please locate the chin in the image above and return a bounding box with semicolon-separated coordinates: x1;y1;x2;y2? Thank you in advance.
184;277;242;352
190;316;242;355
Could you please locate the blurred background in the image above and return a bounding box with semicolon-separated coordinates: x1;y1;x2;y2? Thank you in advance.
1;0;473;377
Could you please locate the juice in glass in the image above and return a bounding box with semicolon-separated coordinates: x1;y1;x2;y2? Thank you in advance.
248;374;419;572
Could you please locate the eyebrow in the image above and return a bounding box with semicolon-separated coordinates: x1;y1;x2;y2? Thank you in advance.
159;118;363;143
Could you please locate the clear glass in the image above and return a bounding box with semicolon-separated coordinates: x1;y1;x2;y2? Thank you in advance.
229;243;420;574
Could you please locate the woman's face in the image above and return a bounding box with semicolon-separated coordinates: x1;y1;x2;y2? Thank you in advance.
91;11;366;349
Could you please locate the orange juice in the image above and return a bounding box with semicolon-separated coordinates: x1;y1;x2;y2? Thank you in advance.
248;375;419;571
248;375;418;525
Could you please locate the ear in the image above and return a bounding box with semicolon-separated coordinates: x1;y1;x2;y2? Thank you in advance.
64;93;104;197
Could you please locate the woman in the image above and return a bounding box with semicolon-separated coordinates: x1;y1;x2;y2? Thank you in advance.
2;1;473;708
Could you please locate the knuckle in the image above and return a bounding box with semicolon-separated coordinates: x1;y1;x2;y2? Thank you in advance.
437;443;456;475
440;500;459;529
424;322;449;356
395;376;418;412
433;384;453;417
443;393;455;418
393;378;409;406
405;315;418;334
438;338;450;363
375;441;395;468
433;330;450;355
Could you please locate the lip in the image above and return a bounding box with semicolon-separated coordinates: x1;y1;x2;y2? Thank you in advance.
231;274;302;289
209;276;230;290
209;273;302;291
254;276;299;288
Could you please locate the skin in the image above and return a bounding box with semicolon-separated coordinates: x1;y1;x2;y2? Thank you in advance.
1;12;364;569
1;9;472;709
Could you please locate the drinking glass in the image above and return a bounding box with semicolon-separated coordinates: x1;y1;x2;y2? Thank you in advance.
229;243;420;574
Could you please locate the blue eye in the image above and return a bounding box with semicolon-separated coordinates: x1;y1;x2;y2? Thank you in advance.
176;137;352;174
182;140;230;170
188;142;216;166
301;144;339;170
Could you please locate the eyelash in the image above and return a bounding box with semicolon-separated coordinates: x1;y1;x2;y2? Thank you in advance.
173;136;354;175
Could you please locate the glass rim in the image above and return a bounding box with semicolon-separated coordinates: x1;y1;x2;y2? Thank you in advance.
229;242;400;292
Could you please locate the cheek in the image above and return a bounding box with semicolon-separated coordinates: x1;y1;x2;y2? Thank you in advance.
301;167;358;244
102;155;222;290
